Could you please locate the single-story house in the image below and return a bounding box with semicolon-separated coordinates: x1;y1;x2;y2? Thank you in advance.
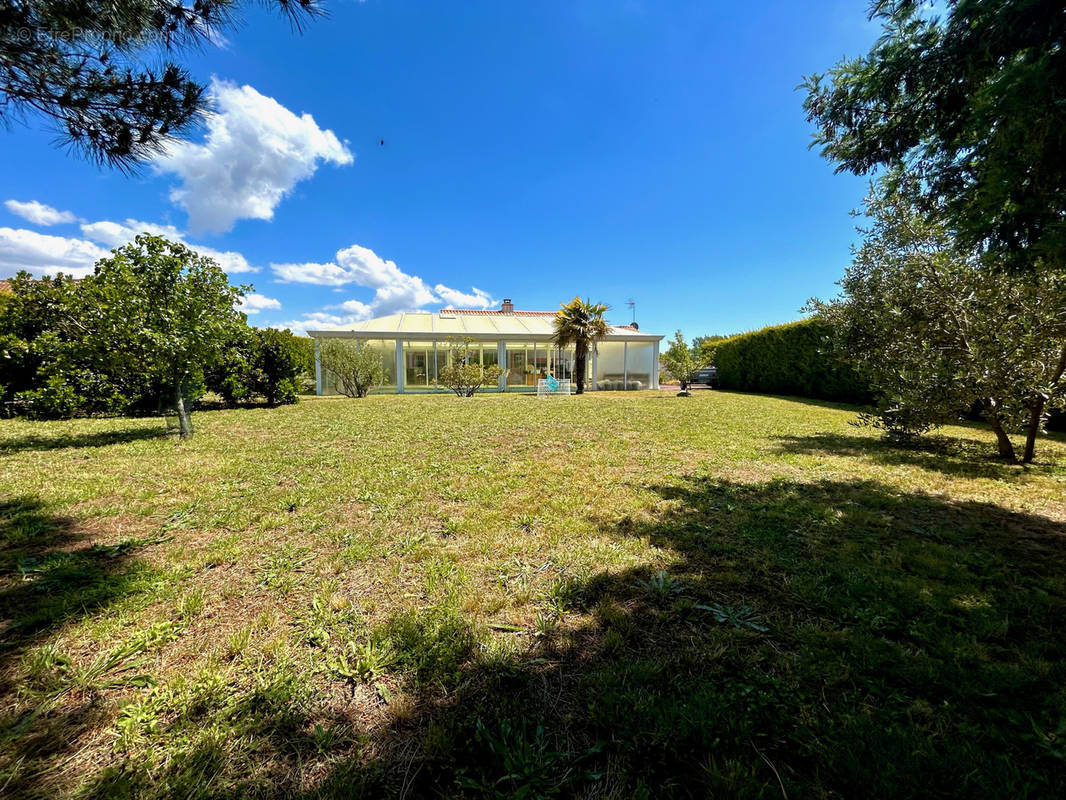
310;299;663;393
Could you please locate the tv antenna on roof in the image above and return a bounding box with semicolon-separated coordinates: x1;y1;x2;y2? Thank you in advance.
626;299;635;324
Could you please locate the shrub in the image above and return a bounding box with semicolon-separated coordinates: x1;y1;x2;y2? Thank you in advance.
436;340;505;397
206;327;304;406
712;318;870;403
320;339;386;398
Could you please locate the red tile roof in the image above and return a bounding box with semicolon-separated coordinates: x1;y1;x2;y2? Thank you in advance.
440;308;556;316
0;280;12;295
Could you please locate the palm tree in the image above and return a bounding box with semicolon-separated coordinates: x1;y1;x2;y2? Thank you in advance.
552;297;610;394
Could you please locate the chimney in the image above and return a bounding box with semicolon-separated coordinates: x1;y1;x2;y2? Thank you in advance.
500;298;514;313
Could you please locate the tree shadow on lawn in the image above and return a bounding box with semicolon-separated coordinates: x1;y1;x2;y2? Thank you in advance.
0;495;172;796
64;477;1066;799
0;424;170;455
311;477;1066;798
771;431;1050;479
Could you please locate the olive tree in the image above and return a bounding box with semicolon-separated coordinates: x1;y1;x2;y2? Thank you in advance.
809;175;1066;463
319;339;385;398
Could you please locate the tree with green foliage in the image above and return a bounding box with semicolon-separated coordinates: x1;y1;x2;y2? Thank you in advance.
692;334;726;368
79;234;246;438
802;0;1066;270
661;331;698;396
320;339;385;398
1;0;322;169
435;339;505;397
809;175;1066;464
1;271;161;418
207;327;304;406
552;297;609;395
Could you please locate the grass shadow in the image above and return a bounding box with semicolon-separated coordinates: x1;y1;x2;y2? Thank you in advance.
288;476;1066;798
0;424;170;455
771;431;1042;478
0;496;166;678
30;477;1066;798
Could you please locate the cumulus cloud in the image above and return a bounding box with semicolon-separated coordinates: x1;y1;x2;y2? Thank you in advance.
271;261;350;286
0;227;108;278
271;242;495;329
155;79;353;234
80;218;256;274
434;284;495;308
4;200;81;226
239;293;282;314
0;205;260;278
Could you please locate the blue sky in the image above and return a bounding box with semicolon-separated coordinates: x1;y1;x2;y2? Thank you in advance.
0;0;880;340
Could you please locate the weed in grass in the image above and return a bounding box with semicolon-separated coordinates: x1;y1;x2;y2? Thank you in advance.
393;532;427;555
257;545;311;593
176;588;205;619
384;605;478;689
297;583;355;648
694;602;768;632
545;576;584;614
340;536;375;563
460;718;604;799
532;610;558;638
637;570;686;603
226;626;253;660
330;638;395;686
515;513;538;533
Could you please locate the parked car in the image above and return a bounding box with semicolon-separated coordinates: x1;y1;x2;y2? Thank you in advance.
688;366;719;388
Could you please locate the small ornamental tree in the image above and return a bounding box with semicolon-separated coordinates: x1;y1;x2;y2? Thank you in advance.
80;234;246;438
320;339;385;398
661;330;698;395
436;340;505;397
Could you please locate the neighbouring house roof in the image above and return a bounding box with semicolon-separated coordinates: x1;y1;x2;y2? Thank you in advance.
309;306;661;343
0;280;12;295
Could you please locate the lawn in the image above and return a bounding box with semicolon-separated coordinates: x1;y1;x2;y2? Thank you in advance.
2;391;1065;799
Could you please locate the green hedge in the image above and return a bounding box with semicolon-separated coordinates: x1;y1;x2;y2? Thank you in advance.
710;318;871;404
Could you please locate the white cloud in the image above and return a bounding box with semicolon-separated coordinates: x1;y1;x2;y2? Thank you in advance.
268;309;369;336
434;284;495;309
239;293;282;314
271;261;350;286
0;227;108;278
272;242;496;327
4;200;81;226
80;218;257;274
155;79;353;234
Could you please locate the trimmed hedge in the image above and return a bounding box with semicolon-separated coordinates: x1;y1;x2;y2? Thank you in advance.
711;318;871;404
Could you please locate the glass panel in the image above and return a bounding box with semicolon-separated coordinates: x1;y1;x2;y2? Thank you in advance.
404;341;433;389
506;343;528;386
595;341;626;390
624;341;654;390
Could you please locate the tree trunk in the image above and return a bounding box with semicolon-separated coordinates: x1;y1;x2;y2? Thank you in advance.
986;408;1016;463
1025;341;1066;463
174;384;193;440
1022;399;1046;464
574;342;587;394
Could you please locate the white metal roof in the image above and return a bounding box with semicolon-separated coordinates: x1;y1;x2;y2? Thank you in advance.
308;310;662;342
